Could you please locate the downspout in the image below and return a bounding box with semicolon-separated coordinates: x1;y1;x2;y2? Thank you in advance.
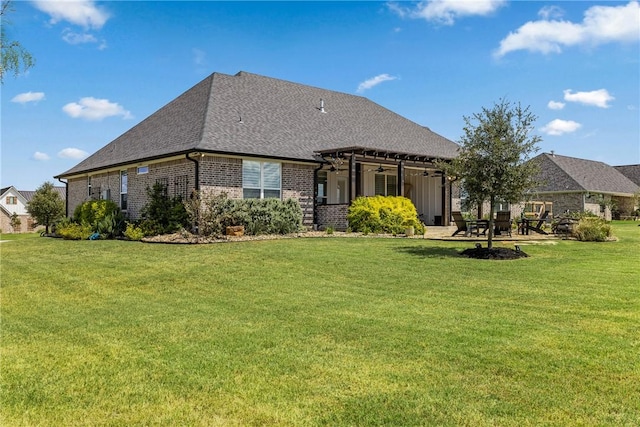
57;178;68;218
186;153;200;192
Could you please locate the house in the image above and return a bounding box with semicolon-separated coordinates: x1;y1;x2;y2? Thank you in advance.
531;153;639;220
614;164;640;186
55;71;461;229
0;186;66;233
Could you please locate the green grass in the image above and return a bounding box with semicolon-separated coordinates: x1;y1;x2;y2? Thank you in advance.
1;222;639;426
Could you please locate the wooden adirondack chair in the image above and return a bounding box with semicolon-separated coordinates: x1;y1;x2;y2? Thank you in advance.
451;211;472;236
494;211;512;236
525;210;550;235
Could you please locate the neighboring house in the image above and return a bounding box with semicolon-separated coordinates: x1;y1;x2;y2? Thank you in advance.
614;164;640;187
532;153;639;220
0;186;66;233
55;71;460;229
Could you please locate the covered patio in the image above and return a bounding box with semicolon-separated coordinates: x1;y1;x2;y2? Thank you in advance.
313;146;454;230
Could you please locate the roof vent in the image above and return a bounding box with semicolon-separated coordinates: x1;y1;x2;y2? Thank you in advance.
319;98;326;113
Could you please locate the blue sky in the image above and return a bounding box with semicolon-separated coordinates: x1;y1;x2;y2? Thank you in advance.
2;0;639;190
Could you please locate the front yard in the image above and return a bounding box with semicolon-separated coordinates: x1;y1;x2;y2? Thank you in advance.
1;222;639;426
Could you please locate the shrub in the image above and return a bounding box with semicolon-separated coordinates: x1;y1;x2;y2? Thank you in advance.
123;223;145;241
572;217;612;242
56;220;93;240
140;183;189;235
347;196;424;235
186;192;303;236
74;200;120;227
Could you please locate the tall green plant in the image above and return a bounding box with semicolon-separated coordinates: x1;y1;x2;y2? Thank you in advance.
26;182;64;234
140;183;189;235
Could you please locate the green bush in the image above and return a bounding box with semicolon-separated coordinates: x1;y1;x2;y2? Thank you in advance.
74;200;120;227
572;217;612;242
347;196;424;235
56;220;93;240
186;192;303;236
140;183;189;235
123;223;145;241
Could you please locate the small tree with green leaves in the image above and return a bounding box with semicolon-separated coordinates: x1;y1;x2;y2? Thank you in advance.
10;212;21;232
26;182;65;234
442;99;541;248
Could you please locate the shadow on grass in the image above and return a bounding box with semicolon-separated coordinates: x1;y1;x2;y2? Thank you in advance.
394;245;463;259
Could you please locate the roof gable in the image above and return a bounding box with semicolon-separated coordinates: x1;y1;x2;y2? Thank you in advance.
57;71;459;177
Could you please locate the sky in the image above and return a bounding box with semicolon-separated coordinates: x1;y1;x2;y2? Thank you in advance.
2;0;639;191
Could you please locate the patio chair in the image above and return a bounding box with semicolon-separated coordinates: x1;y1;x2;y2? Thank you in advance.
525;210;549;235
451;211;473;236
494;211;512;236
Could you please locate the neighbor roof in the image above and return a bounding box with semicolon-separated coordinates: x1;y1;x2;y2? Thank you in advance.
56;71;459;178
535;153;639;196
614;164;640;187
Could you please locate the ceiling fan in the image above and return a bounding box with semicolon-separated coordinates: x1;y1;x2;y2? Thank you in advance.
366;164;389;173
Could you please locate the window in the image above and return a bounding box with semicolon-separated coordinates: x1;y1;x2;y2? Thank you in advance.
137;166;149;175
87;176;92;198
374;174;397;196
6;196;17;205
337;176;348;203
242;160;281;199
120;170;128;210
316;171;327;204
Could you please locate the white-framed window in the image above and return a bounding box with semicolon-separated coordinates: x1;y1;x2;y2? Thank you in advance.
316;171;327;205
374;174;397;196
242;160;281;199
120;170;128;210
87;176;92;198
137;166;149;175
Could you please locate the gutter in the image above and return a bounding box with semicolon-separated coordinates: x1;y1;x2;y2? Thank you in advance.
186;153;201;192
57;178;68;217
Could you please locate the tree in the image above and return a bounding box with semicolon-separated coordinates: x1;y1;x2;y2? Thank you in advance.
443;99;541;249
1;0;35;83
27;182;65;235
10;212;21;232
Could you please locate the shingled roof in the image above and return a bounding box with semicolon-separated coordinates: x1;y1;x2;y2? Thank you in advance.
535;153;639;196
57;71;459;178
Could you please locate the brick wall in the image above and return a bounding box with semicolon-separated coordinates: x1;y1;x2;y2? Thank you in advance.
316;204;349;230
66;156;317;224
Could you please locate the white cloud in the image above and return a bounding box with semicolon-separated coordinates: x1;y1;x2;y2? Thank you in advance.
495;1;640;57
541;119;582;136
388;0;506;25
357;74;398;93
563;89;614;108
538;6;564;21
63;97;133;121
31;0;110;30
33;151;50;161
62;28;97;45
11;91;45;104
58;148;89;160
547;100;565;110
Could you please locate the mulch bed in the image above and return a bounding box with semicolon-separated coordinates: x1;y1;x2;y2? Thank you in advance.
460;247;529;260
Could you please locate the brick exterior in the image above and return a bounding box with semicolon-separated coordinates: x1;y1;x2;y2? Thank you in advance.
66;155;316;225
316;204;349;230
0;211;38;233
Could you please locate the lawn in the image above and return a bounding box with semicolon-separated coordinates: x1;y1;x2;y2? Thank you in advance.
1;223;639;426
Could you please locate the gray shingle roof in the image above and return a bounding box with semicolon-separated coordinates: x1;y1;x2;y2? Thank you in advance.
56;71;459;177
614;164;640;186
535;153;639;196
